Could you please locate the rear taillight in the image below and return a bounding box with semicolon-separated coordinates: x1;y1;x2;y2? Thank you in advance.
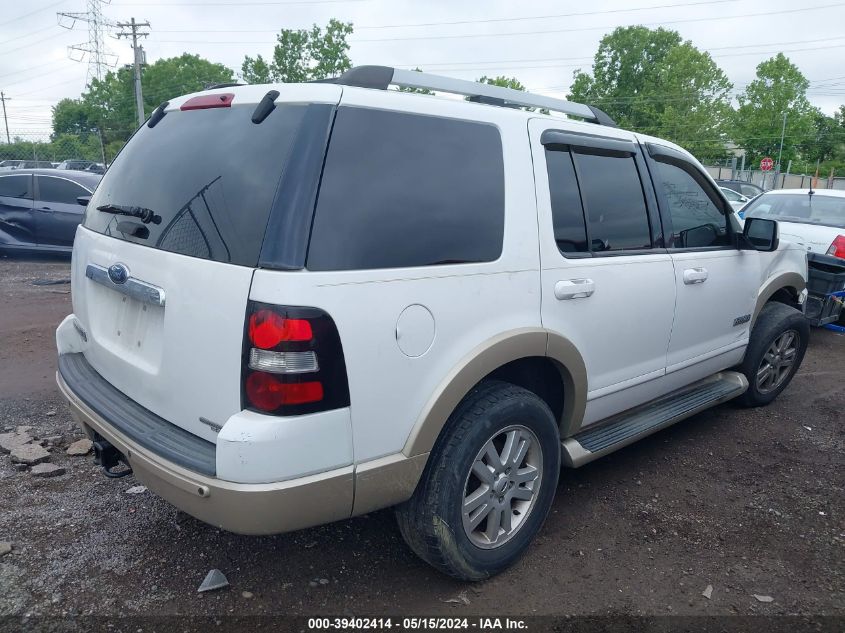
242;302;349;416
825;235;845;259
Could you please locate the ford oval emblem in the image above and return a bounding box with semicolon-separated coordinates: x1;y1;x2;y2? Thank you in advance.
108;263;129;285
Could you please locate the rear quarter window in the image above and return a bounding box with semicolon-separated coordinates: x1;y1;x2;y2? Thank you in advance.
306;107;505;271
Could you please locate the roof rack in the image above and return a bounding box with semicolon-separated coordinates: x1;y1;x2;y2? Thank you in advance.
325;65;616;127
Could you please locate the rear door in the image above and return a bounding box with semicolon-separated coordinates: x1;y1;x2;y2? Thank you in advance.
0;174;35;247
34;175;90;247
72;86;341;442
529;120;677;425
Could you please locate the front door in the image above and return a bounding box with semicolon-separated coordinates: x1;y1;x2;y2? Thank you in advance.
0;174;35;248
529;120;677;426
643;142;759;375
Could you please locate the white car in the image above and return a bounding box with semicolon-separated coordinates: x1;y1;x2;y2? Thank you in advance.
720;185;751;212
743;188;845;258
55;67;809;580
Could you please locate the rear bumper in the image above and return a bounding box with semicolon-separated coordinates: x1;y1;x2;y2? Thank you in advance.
57;370;354;535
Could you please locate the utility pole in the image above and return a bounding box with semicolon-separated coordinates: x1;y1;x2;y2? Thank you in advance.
0;92;10;144
775;111;787;187
117;18;150;127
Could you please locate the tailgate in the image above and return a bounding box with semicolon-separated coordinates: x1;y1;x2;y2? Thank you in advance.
71;228;252;443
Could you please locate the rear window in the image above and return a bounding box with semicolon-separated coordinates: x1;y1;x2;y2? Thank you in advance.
746;193;845;229
84;103;312;266
306;107;505;271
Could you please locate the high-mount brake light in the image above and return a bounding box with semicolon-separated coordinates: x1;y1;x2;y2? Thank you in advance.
241;302;349;416
180;93;235;111
825;235;845;259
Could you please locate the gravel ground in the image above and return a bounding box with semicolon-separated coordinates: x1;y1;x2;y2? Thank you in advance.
0;255;843;627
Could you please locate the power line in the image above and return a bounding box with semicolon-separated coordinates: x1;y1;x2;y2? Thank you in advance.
153;0;742;31
349;2;845;43
0;0;67;28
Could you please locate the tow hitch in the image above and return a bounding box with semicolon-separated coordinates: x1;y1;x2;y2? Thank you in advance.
92;435;133;478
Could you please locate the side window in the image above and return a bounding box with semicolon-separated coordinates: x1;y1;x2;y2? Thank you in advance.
0;175;32;199
653;160;730;248
37;177;88;205
307;107;505;271
545;149;588;254
573;150;652;252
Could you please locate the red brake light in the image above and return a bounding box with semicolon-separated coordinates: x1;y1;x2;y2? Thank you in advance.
180;93;235;111
826;235;845;259
245;372;324;410
249;310;313;348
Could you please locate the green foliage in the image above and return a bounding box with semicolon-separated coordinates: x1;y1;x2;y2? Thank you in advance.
396;68;433;95
241;19;353;83
0;133;102;162
477;75;526;91
568;26;733;162
48;54;234;162
733;53;818;169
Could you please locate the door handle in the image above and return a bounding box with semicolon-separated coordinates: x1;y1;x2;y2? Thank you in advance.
683;267;709;284
37;206;55;214
554;278;595;300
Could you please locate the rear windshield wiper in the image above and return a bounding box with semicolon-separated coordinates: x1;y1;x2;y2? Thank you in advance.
96;203;161;225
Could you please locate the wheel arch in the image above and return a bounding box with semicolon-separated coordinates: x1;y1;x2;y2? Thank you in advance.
402;328;588;458
752;272;806;328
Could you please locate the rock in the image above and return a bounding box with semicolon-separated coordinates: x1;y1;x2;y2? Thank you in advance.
318;578;329;585
702;585;713;600
125;485;147;494
753;594;774;603
10;444;50;466
0;429;33;454
43;435;63;444
45;410;57;417
66;439;93;456
197;569;229;593
0;542;11;556
309;581;318;588
13;463;28;472
31;463;66;478
242;591;254;599
443;591;471;605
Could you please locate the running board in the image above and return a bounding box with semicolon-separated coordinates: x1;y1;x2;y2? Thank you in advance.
562;371;748;468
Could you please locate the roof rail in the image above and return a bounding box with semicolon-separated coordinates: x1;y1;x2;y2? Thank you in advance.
327;65;616;127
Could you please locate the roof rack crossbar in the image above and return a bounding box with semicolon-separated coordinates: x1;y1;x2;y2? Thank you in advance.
329;65;615;126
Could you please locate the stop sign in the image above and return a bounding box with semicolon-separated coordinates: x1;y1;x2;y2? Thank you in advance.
760;157;774;171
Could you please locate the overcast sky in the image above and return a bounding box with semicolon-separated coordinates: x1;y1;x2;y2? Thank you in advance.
2;0;845;140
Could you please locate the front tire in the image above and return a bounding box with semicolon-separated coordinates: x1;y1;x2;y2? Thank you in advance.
396;381;560;581
736;302;809;407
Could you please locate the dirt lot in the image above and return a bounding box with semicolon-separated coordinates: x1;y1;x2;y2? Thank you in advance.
0;255;843;626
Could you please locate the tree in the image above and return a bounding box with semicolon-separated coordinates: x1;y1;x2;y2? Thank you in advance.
396;68;433;95
240;19;353;84
733;54;818;168
58;53;235;150
477;75;526;91
568;26;733;161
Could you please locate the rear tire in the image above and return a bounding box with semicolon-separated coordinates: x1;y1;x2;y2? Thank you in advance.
395;380;560;581
736;302;809;407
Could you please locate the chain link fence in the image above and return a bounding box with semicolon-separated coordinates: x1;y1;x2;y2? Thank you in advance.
704;165;845;191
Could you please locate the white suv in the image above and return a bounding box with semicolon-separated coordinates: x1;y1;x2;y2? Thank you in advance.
56;67;809;580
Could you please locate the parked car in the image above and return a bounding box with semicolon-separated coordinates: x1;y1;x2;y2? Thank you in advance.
57;159;95;171
0;160;24;170
717;179;765;199
0;169;101;255
744;189;845;259
85;162;106;174
55;67;809;581
720;185;751;212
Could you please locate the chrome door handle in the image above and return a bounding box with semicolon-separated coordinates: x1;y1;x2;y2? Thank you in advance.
554;278;595;300
683;268;709;284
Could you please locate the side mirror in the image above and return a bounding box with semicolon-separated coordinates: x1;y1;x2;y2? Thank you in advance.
77;195;91;207
740;217;779;252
